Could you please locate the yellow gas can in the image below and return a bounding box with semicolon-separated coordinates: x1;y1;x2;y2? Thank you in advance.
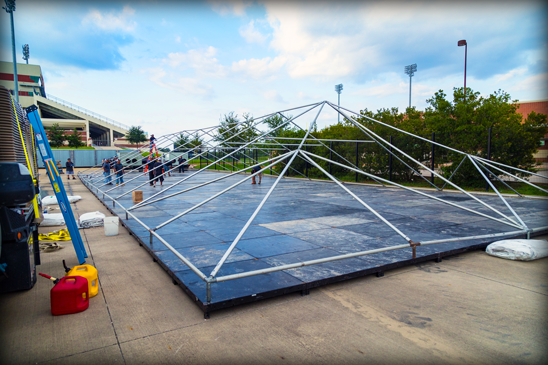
65;265;99;298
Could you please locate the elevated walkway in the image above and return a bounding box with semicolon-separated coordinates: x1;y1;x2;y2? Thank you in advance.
34;95;129;146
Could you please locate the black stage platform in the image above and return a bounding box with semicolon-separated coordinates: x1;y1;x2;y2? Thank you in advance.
84;171;548;316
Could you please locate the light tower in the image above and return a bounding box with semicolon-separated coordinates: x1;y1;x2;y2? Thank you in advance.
335;83;343;122
404;63;417;109
3;0;18;102
458;39;467;101
22;44;29;64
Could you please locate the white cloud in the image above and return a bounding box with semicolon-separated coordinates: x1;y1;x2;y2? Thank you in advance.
82;5;137;32
513;73;548;93
142;67;215;100
175;36;181;43
164;47;226;77
239;20;268;44
208;0;251;16
231;56;286;79
255;1;541;83
263;90;286;103
494;67;528;82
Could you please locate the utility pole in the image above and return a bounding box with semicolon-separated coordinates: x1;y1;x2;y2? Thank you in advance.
4;0;19;102
335;84;343;122
404;64;417;109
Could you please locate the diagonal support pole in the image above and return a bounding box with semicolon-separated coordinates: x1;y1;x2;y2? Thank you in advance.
299;150;413;244
301;150;524;230
208;102;326;279
468;155;528;229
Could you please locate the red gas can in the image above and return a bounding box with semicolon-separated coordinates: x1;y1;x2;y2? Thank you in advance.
50;276;89;316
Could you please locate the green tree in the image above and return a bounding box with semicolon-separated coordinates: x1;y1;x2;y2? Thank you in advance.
239;113;259;143
263;113;293;137
125;126;147;147
66;128;84;148
46;123;66;148
174;133;190;150
423;87;547;185
215;112;241;147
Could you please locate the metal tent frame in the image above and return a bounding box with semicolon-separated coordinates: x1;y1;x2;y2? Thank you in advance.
80;100;548;312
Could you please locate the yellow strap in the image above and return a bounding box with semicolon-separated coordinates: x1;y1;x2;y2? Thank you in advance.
10;94;34;180
39;229;71;241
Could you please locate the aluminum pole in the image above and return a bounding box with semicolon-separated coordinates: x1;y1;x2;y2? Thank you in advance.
328;102;519;224
9;10;18;102
302;150;524;230
209;103;326;278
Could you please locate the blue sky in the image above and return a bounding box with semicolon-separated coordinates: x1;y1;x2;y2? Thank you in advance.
1;0;547;136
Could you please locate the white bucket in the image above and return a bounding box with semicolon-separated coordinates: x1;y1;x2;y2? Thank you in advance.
103;217;119;236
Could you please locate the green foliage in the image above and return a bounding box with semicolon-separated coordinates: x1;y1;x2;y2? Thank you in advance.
423;88;547;185
220;88;547;186
215;112;241;147
46;123;66;148
263;113;294;137
66;128;84;148
125;126;147;147
239;113;259;143
174;133;190;150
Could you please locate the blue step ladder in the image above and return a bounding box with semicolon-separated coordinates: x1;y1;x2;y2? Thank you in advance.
26;105;88;264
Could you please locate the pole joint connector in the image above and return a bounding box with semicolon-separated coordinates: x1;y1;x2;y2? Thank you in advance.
409;240;421;259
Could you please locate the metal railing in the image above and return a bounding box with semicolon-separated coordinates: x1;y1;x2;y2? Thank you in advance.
46;94;130;131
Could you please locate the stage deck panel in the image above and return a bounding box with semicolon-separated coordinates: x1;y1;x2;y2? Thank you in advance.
84;170;548;315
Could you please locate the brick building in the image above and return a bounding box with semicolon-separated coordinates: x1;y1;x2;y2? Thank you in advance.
515;99;548;163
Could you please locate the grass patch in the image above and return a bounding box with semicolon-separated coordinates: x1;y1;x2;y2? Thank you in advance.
185;161;547;197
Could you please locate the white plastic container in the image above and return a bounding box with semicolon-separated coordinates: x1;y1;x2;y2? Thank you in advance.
103;217;119;236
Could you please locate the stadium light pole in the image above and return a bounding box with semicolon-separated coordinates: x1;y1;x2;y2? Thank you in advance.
22;43;29;64
458;39;467;101
3;0;18;102
335;84;343;122
404;63;417;109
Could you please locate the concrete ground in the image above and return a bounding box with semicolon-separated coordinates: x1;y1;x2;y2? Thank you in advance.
1;172;547;364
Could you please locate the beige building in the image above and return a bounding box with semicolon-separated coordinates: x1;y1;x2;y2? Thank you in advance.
0;61;129;146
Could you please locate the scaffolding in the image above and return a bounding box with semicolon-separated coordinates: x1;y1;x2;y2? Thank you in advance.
79;101;548;312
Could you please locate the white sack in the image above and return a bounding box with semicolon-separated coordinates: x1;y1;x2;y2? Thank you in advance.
486;239;548;261
79;211;106;228
42;195;82;206
41;213;65;227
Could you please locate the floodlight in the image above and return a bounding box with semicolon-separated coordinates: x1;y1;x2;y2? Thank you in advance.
404;64;417;108
22;44;29;64
334;84;343;122
2;0;15;12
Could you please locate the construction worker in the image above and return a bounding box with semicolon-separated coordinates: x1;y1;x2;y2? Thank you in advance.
65;158;76;180
115;159;125;186
147;156;155;186
251;164;262;185
103;159;113;185
153;158;164;187
150;134;156;152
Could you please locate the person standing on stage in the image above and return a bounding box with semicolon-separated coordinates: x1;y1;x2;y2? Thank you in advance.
115;159;125;186
147;156;155;186
153;158;164;187
103;159;113;185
